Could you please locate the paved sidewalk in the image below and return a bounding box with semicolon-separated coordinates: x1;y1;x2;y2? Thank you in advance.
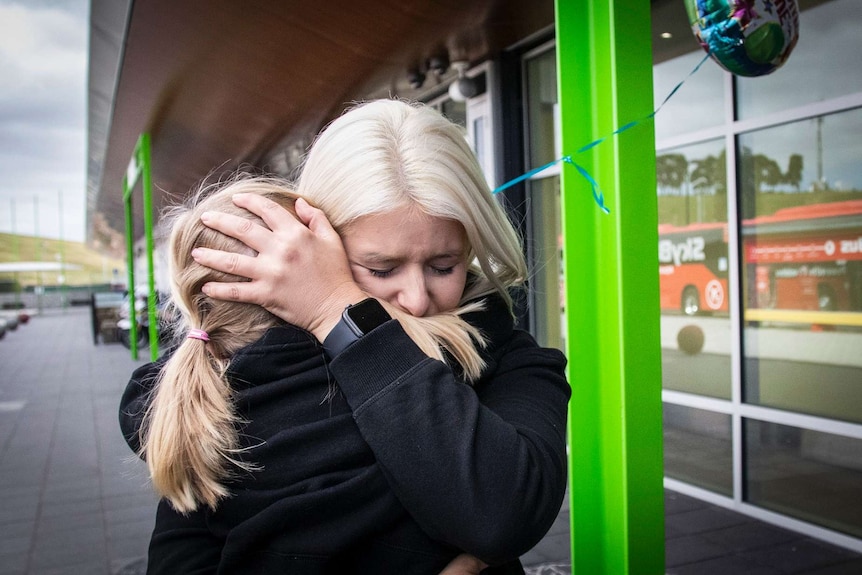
0;307;155;575
1;307;861;574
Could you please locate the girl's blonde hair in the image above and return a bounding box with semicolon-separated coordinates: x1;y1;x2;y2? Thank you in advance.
142;174;489;513
140;177;289;513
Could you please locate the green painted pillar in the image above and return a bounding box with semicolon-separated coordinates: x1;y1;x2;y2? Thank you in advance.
123;171;138;360
123;133;159;362
139;134;160;363
555;1;665;573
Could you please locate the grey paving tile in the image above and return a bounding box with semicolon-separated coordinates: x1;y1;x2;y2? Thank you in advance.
0;452;49;469
0;552;29;575
100;491;157;514
0;520;35;541
701;520;803;552
522;531;570;567
0;534;31;555
665;519;687;540
103;503;155;528
741;538;859;573
112;557;147;575
665;489;711;515
523;563;570;575
41;481;102;504
798;558;862;574
29;526;107;570
36;510;104;535
100;474;151;499
106;517;154;541
665;505;753;536
666;533;728;567
667;554;782;575
107;534;149;568
38;498;103;520
543;509;570;537
0;483;42;499
0;493;40;524
30;560;109;575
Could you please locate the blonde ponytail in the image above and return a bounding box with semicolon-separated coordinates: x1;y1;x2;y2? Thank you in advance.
142;338;249;512
139;177;291;513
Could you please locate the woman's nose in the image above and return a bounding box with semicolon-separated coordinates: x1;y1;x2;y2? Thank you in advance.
396;272;431;317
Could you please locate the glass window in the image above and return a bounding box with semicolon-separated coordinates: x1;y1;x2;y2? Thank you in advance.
653;49;726;141
745;419;862;538
527;176;563;350
657;139;731;399
737;0;862;120
739;110;862;203
472;116;486;174
652;0;862;546
440;99;467;129
524;47;564;350
664;404;732;495
525;49;559;167
739;110;862;423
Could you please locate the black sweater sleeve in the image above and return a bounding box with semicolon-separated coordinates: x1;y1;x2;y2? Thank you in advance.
147;500;221;575
118;357;167;455
329;320;570;564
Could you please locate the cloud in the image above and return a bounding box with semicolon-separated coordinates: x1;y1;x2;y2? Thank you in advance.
0;0;88;241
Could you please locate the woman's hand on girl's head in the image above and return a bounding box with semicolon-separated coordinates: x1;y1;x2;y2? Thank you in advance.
192;194;366;341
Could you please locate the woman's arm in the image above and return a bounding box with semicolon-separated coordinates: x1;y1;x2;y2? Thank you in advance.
328;322;570;565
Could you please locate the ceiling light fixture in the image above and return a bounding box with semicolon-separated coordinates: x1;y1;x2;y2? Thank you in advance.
448;61;478;102
427;55;449;75
407;68;426;90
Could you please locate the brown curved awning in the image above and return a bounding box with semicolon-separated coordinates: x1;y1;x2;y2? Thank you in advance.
88;0;555;241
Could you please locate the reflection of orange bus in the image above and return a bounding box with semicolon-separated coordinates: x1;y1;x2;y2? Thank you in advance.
658;201;862;316
743;200;862;312
658;222;729;315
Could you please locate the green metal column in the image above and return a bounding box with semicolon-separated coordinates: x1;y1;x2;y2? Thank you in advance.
123;172;138;359
123;133;159;362
555;1;665;573
139;134;159;362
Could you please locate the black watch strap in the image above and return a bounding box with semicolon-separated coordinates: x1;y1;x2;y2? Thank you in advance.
322;298;391;358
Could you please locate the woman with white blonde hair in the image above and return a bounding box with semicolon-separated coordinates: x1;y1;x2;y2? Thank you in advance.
120;99;569;574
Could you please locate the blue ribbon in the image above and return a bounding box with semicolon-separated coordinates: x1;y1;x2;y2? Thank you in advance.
492;52;711;215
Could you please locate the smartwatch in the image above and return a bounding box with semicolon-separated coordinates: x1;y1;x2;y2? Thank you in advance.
322;297;391;358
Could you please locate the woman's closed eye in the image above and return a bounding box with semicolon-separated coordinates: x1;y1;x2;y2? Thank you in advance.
431;266;456;276
367;265;456;279
367;267;394;278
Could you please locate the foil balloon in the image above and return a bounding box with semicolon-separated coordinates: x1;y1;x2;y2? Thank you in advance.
685;0;800;77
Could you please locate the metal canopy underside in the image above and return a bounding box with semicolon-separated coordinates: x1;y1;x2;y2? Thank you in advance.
89;0;555;238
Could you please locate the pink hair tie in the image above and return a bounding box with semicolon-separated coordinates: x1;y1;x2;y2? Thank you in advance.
187;328;210;342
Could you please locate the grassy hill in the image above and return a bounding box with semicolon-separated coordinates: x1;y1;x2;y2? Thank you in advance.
0;233;126;289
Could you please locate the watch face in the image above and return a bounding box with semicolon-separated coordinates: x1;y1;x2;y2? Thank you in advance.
346;298;391;334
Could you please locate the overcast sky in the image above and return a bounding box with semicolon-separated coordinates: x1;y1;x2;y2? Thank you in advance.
0;0;88;242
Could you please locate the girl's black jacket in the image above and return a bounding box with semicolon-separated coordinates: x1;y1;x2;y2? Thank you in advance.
119;295;570;574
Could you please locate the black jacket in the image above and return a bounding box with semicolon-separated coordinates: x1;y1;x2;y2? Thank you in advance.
119;295;570;574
